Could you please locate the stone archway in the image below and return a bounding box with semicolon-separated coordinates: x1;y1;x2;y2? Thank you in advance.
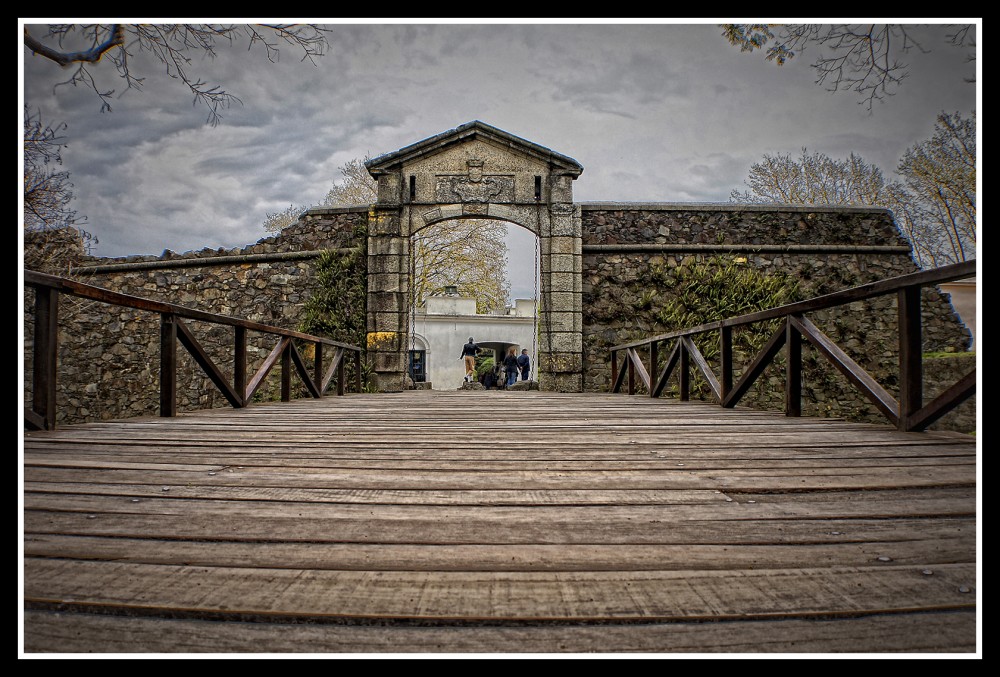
364;121;584;392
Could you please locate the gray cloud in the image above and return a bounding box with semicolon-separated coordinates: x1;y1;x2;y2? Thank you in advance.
21;21;977;258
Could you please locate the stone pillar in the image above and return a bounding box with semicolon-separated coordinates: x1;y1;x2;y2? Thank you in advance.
537;172;584;391
366;201;410;392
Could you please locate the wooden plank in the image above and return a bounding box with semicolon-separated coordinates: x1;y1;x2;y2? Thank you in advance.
24;483;729;505
20;390;978;654
681;336;721;402
20;490;976;522
23;269;362;350
244;337;288;402
791;315;900;425
175;317;242;408
23;512;975;546
898;286;923;428
23;559;977;621
22;608;978;653
722;323;786;408
906;370;977;432
30;285;59;431
23;534;976;571
20;464;978;491
159;314;177;418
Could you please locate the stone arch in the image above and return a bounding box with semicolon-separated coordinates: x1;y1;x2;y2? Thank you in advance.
363;121;583;392
413;206;540;237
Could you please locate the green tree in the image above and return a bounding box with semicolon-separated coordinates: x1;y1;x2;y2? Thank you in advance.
722;24;976;110
23;23;329;125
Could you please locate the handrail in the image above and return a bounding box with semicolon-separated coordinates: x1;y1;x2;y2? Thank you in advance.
24;270;365;431
609;260;976;432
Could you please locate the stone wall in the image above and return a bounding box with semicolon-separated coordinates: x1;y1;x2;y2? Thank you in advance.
23;208;367;425
579;204;974;433
24;202;975;433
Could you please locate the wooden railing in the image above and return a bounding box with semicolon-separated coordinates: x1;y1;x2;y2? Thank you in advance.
609;260;976;432
24;270;364;431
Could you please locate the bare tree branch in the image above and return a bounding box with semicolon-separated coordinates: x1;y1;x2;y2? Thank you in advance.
721;23;973;111
24;23;330;126
731;112;976;268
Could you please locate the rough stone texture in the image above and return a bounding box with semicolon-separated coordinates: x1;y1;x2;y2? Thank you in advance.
580;205;973;432
24;202;974;432
24;211;367;425
922;354;977;434
581;203;909;247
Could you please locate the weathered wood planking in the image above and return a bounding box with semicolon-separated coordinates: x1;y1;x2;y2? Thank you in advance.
23;609;976;653
22;391;978;654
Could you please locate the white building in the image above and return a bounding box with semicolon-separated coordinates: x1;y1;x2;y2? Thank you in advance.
410;294;538;389
939;277;978;352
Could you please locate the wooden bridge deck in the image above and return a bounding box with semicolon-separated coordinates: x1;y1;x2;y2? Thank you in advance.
21;391;979;655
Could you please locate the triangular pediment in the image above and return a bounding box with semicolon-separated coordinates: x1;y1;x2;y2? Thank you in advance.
365;121;583;177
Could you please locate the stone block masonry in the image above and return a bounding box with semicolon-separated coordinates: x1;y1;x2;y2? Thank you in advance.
23;209;368;425
579;204;973;433
23;202;973;433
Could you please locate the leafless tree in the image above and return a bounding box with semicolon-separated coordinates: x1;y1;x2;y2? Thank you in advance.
275;156;512;313
23;23;329;125
23;104;82;232
731;113;976;269
721;23;976;111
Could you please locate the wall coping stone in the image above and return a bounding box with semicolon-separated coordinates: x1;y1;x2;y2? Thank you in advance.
582;243;912;254
578;202;892;214
73;248;358;274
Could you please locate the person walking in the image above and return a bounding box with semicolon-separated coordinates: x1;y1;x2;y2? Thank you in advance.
459;337;480;383
504;346;519;387
517;348;531;381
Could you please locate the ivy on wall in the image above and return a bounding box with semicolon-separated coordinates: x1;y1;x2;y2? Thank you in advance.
650;256;801;399
297;236;373;391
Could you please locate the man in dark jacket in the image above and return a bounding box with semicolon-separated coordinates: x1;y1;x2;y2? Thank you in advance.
459;337;480;383
517;349;531;381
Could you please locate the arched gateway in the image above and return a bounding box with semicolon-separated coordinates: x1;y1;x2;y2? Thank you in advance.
364;121;584;392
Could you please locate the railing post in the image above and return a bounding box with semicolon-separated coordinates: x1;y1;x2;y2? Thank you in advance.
679;339;689;402
648;341;658;398
32;286;60;430
610;350;619;393
786;316;801;417
898;285;923;431
234;326;247;407
627;353;636;395
281;341;291;402
313;342;324;397
720;325;733;407
160;313;177;417
337;353;346;396
354;349;363;393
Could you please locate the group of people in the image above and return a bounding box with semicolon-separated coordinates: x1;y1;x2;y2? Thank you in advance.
460;337;531;389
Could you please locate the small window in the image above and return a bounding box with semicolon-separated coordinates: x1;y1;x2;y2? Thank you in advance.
534;176;542;201
409;176;416;202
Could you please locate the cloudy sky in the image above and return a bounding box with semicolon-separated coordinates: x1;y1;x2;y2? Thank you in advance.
20;20;979;300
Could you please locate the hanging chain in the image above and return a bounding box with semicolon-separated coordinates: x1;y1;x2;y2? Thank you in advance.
532;229;539;382
409;212;416;386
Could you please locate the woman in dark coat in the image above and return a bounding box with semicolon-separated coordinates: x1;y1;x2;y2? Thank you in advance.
503;347;519;387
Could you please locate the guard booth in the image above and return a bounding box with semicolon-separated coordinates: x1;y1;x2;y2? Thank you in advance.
408;349;427;384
